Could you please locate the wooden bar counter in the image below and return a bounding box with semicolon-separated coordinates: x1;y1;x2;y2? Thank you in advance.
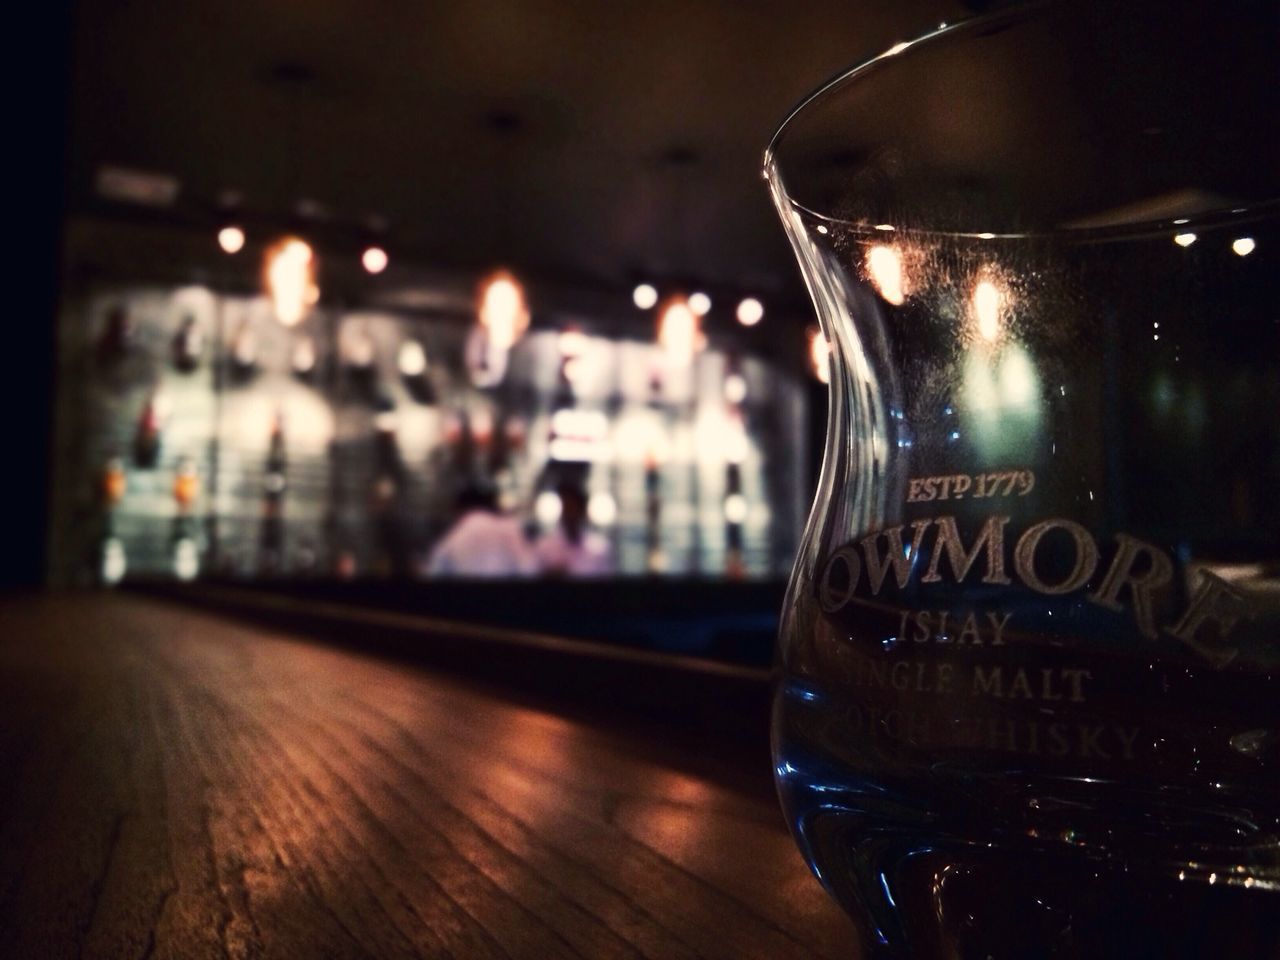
0;593;856;959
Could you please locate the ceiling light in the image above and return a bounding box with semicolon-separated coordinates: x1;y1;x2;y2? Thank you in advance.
218;226;245;254
632;283;658;310
735;297;763;326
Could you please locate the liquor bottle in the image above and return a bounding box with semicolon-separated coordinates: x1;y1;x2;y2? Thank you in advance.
172;314;203;372
766;6;1280;957
96;458;128;587
172;457;199;515
100;457;126;509
398;338;437;404
96;304;131;364
260;409;287;573
170;458;201;581
370;397;408;577
344;324;377;400
133;393;163;468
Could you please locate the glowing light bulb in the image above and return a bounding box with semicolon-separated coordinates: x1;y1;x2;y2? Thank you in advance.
362;246;388;274
478;271;529;349
1232;237;1256;257
1174;232;1197;248
218;226;245;254
632;283;658;310
266;237;314;327
736;297;763;326
866;245;905;305
688;291;712;316
972;279;1002;342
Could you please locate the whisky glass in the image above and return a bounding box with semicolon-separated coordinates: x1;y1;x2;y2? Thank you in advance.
767;4;1279;956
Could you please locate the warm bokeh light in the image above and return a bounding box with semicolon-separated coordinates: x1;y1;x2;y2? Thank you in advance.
218;226;245;254
102;458;126;505
587;492;617;526
478;271;530;350
265;237;315;327
1174;232;1198;248
688;292;712;316
534;490;562;526
362;246;389;274
397;340;427;377
724;493;749;524
723;373;748;405
173;460;200;509
1232;237;1256;257
808;328;831;384
999;345;1038;405
865;245;905;305
658;298;700;365
972;279;1003;342
735;297;763;326
632;283;659;310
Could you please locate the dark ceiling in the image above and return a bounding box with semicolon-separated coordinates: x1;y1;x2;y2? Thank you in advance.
66;0;970;305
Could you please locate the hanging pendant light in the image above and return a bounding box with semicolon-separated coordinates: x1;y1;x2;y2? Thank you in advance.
264;237;316;327
477;270;529;349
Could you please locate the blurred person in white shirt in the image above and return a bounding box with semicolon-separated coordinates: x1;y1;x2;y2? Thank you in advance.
425;484;537;578
535;482;613;578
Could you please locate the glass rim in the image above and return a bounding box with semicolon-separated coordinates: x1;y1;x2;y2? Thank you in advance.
761;0;1277;241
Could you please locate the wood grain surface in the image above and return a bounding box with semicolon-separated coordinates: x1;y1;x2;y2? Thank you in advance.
0;594;858;959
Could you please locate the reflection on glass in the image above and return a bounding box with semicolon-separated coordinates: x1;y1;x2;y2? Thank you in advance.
865;245;905;305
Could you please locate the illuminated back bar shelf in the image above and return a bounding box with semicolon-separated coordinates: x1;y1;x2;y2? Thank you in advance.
50;219;811;587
